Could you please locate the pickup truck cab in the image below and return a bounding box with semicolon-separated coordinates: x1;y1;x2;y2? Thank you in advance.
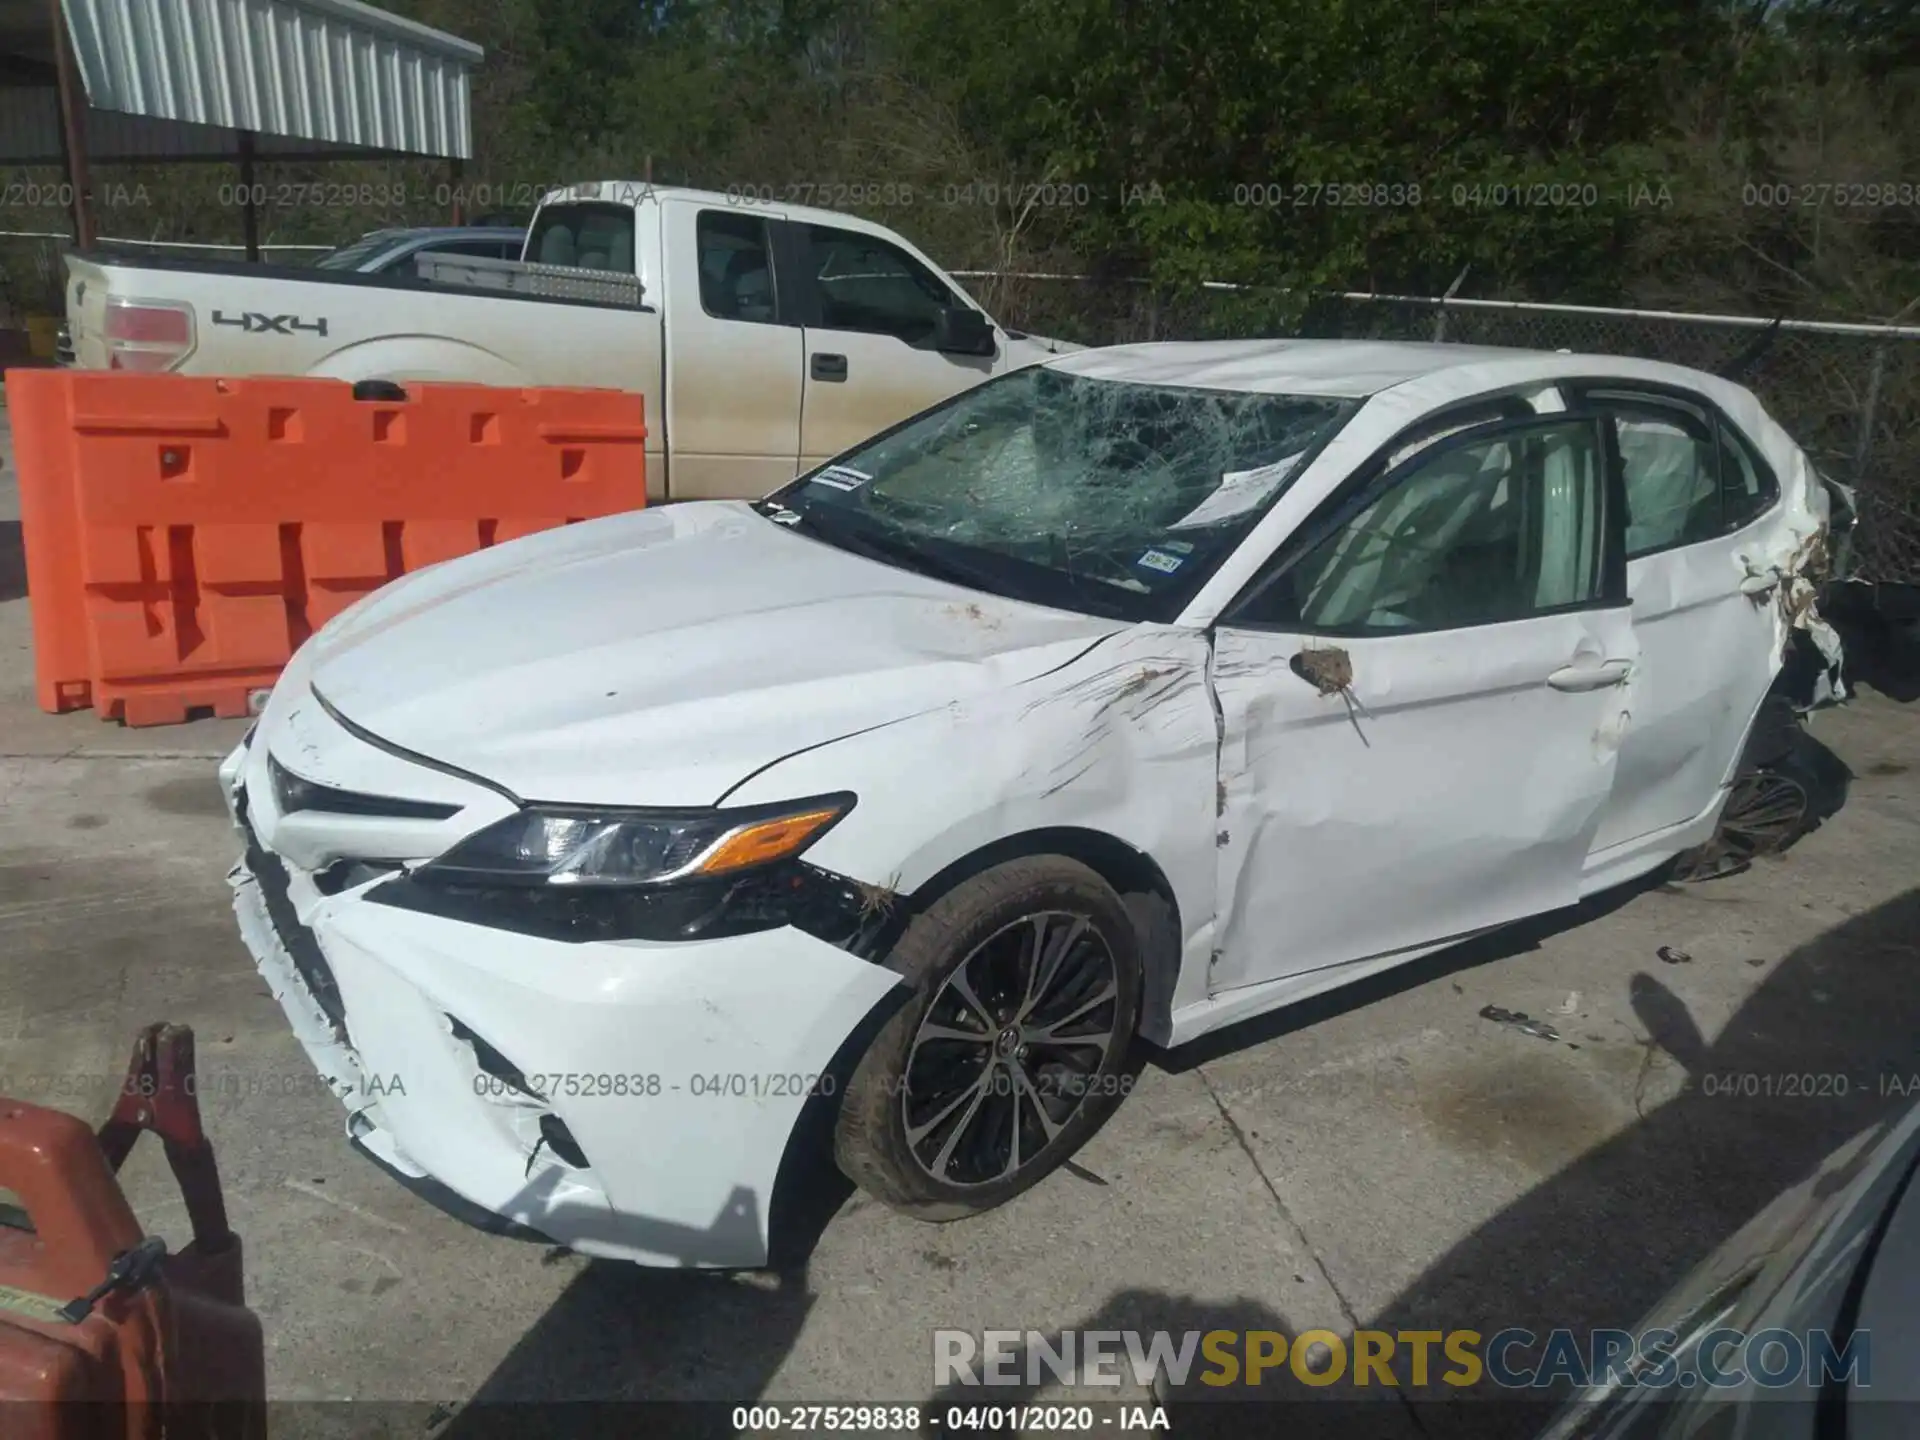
62;182;1077;502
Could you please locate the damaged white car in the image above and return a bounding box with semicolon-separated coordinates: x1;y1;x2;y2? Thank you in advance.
222;340;1841;1267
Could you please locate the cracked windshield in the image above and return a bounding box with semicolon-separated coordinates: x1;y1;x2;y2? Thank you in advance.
763;367;1358;620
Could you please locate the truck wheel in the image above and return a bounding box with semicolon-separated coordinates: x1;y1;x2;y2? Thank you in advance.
834;857;1142;1221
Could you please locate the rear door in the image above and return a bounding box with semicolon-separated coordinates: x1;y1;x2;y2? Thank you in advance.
1573;384;1788;862
659;200;805;500
1209;411;1637;993
779;220;995;467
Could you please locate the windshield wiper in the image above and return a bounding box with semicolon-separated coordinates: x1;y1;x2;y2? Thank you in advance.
762;502;1012;594
759;500;1136;620
850;525;1014;594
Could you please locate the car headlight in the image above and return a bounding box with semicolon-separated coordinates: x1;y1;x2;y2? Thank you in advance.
415;794;856;888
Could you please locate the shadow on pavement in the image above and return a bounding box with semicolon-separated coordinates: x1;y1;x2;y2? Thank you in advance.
1159;867;1665;1075
363;879;1916;1439
1369;884;1920;1439
925;1289;1440;1439
0;520;23;604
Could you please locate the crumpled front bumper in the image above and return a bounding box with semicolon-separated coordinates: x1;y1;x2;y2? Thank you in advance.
219;735;904;1268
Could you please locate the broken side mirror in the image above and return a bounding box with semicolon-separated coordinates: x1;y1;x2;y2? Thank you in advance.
926;306;997;357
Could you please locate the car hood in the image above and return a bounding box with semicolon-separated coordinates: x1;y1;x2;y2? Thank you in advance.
305;501;1125;806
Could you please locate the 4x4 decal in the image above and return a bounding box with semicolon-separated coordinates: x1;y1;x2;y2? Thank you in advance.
211;310;329;337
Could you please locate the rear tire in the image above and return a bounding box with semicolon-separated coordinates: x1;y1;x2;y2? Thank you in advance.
1720;751;1819;859
834;857;1143;1221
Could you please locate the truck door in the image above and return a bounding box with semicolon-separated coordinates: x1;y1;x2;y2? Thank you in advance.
659;200;804;500
777;220;997;468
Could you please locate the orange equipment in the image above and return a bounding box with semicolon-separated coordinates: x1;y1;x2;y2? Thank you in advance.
4;369;648;726
0;1024;266;1439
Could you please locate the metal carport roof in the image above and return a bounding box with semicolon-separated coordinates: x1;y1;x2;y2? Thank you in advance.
62;0;479;158
0;0;481;163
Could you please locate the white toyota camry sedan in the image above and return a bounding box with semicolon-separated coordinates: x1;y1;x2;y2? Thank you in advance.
222;340;1840;1267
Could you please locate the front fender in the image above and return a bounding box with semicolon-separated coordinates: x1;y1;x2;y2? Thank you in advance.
722;626;1219;984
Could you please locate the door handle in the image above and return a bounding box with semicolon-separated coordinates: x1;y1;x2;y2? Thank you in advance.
811;352;848;382
1739;572;1781;597
1546;659;1632;692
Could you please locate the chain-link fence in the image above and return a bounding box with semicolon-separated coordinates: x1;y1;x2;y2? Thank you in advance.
970;273;1920;586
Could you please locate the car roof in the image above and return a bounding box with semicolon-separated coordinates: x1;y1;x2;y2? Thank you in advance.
1045;338;1568;398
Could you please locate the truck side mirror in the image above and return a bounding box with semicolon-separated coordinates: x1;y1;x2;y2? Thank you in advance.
927;306;997;357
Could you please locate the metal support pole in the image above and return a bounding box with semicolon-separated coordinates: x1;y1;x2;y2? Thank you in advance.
48;0;94;249
237;130;260;261
1434;264;1470;343
1852;345;1887;485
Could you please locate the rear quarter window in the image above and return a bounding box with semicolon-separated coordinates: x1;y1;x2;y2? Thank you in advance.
526;203;636;273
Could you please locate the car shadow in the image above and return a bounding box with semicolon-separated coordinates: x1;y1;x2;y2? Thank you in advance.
939;886;1920;1440
408;995;899;1440
926;1289;1431;1439
405;873;1911;1440
1794;725;1854;833
1157;868;1667;1075
430;1262;819;1439
0;520;23;604
1370;884;1920;1439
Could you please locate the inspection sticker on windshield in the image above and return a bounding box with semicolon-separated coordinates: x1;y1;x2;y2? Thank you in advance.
811;465;872;492
1136;547;1188;575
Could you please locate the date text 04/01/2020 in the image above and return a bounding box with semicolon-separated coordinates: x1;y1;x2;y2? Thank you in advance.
469;1071;836;1101
465;1071;1145;1102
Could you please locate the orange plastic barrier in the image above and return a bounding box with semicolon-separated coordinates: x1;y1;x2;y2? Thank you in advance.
4;370;647;726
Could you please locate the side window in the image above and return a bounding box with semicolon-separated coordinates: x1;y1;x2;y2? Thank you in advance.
527;202;635;272
696;210;779;324
800;224;954;344
1718;420;1780;533
1589;396;1721;557
1232;418;1609;633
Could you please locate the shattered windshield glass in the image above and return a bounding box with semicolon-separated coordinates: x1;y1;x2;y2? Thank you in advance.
762;367;1358;622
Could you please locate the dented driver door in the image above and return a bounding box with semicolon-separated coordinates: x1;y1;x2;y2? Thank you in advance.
1206;412;1638;994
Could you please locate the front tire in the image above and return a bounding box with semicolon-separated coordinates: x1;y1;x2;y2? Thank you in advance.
834;857;1143;1221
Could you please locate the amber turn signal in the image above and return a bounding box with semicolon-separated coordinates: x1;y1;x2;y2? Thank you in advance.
693;806;846;876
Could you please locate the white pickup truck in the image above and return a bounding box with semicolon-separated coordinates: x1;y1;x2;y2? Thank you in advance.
62;182;1077;502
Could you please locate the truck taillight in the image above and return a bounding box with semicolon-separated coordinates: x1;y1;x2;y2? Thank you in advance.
103;297;195;371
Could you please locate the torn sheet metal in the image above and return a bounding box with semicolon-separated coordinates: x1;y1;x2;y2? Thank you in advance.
725;627;1222;1039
